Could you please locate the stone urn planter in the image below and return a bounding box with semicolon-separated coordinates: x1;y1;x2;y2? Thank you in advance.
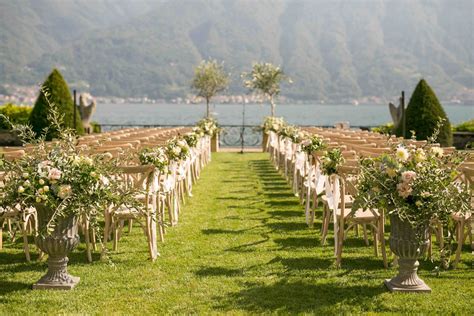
262;132;269;152
211;133;219;152
33;204;80;290
384;214;431;293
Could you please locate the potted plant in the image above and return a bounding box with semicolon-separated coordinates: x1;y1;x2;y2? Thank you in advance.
0;90;133;290
353;127;470;292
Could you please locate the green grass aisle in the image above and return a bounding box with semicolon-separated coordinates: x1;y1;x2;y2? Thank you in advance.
0;153;473;314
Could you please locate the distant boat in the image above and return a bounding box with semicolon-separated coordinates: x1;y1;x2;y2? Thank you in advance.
351;100;359;106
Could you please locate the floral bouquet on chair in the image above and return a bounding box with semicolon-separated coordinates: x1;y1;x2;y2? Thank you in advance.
165;137;190;161
197;117;220;137
262;116;285;133
301;135;327;155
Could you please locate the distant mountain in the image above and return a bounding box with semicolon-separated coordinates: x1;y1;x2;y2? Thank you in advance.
1;0;473;102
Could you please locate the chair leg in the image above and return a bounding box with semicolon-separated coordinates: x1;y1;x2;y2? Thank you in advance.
362;225;369;246
438;223;444;249
373;226;378;257
21;221;31;262
0;226;3;250
113;220;119;251
321;209;330;245
101;211;110;260
453;218;465;269
91;227;97;251
84;218;92;263
128;219;133;233
335;218;344;268
380;220;388;269
427;230;433;259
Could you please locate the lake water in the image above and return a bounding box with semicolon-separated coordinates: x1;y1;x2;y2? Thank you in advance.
93;103;473;127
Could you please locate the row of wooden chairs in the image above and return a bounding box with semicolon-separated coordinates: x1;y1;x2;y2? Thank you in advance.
266;126;472;268
0;127;212;263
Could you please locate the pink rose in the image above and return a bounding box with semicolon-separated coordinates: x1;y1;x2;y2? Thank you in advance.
48;168;62;182
401;171;416;183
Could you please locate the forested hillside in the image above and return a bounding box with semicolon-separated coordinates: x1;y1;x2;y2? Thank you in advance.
1;0;472;101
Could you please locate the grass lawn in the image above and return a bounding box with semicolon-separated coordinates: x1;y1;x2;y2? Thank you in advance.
0;152;472;314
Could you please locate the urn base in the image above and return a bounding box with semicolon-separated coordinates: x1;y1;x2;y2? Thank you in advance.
384;278;431;293
33;276;80;290
32;256;80;291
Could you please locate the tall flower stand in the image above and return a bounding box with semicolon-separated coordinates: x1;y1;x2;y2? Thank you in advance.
384;215;431;293
211;133;219;152
262;132;269;152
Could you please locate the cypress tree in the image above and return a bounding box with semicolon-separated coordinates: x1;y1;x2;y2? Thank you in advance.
396;79;452;146
29;69;84;139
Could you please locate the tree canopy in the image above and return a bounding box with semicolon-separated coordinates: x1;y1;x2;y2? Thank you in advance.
191;60;229;117
396;79;452;146
243;62;291;116
29;69;84;139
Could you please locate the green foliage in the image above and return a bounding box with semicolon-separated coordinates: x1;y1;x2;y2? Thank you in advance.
192;60;229;116
371;122;394;135
243;63;288;97
243;63;291;116
301;135;327;154
0;103;32;130
29;69;84;139
91;121;102;133
396;79;452;146
321;148;345;175
453;119;474;132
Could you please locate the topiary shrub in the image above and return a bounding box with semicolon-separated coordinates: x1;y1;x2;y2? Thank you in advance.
396;79;452;146
29;69;84;139
0;103;32;130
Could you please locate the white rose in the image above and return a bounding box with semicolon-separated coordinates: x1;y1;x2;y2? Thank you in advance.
58;185;72;199
172;147;181;155
39;179;45;185
431;146;444;157
17;186;25;193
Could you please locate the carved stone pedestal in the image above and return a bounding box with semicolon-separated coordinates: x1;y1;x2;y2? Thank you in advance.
385;214;431;293
33;256;80;290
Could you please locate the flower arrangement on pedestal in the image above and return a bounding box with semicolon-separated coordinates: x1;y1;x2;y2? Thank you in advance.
0;89;136;290
262;116;285;134
197;117;219;137
353;131;469;292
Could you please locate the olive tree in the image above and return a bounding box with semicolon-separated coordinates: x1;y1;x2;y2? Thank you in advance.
242;62;291;116
191;60;229;117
